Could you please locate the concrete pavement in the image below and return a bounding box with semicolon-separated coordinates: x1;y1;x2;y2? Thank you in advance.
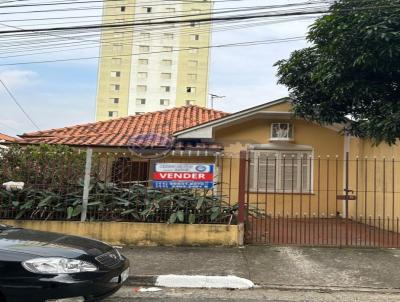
123;245;400;290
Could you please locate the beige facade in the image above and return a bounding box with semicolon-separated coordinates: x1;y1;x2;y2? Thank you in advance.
176;99;347;218
95;0;213;121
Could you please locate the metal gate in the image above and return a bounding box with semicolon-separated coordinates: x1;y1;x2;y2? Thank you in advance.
238;151;400;247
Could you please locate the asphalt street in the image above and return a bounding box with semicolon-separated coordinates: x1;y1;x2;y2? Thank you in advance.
104;287;400;302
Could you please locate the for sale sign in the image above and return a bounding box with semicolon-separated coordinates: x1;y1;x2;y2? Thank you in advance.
152;163;214;189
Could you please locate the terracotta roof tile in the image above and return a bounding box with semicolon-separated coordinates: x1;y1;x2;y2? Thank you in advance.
0;133;17;142
18;106;229;148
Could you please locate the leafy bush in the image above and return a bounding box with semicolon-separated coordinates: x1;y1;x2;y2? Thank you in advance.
0;144;87;192
0;145;237;224
0;182;237;224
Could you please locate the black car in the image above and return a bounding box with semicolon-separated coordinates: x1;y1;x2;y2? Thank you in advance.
0;224;130;302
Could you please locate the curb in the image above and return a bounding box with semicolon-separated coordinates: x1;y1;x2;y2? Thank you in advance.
126;275;254;289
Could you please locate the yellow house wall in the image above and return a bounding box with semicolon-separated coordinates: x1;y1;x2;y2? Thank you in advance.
213;116;345;218
348;138;400;231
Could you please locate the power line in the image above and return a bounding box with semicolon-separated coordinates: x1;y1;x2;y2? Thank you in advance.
0;78;40;131
0;36;305;66
0;9;330;34
0;16;314;57
0;1;397;36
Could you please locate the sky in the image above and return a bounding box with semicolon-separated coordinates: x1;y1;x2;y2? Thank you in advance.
0;0;319;137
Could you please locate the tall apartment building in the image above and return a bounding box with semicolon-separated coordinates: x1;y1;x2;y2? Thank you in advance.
95;0;213;121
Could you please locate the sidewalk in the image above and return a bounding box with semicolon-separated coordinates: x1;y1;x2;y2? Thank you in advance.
122;245;400;291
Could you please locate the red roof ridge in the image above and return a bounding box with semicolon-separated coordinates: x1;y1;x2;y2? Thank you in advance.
20;105;228;138
17;106;230;147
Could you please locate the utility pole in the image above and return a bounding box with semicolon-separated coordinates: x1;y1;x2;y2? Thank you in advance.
209;94;225;109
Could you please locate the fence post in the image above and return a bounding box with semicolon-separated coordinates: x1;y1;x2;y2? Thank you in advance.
81;148;93;222
237;150;247;245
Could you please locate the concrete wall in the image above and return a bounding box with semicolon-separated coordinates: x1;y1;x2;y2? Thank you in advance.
3;220;239;246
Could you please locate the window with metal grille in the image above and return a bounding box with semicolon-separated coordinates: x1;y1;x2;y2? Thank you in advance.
111;158;149;183
249;150;312;193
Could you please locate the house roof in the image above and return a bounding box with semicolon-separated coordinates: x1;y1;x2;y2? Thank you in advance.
176;97;293;139
17;106;229;148
0;133;17;143
176;97;344;139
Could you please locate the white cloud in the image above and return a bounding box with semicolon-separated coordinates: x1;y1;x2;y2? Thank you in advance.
0;69;40;90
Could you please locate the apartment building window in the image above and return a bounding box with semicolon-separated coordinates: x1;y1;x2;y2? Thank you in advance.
161;73;172;80
161;59;172;67
186;87;196;94
139;59;149;65
143;7;152;13
186;100;196;105
112;58;122;65
188;60;198;68
120;6;126;12
163;33;174;40
190;34;200;41
136;98;146;105
160;99;170;106
137;85;147;93
161;86;171;93
189;48;199;54
138;72;148;80
166;7;176;13
111;84;120;91
188;74;197;81
110;71;121;78
108;111;118;118
113;44;123;52
163;46;173;52
140;32;150;39
110;97;119;104
139;45;150;53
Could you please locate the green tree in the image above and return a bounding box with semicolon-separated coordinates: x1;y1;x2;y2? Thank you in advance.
275;0;400;145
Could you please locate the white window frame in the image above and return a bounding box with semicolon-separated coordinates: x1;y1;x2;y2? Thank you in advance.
108;111;118;118
270;123;294;141
110;71;121;78
136;98;146;105
110;84;120;91
110;97;119;104
249;149;313;193
160;99;170;106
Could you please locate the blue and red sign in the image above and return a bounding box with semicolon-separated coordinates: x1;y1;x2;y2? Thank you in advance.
153;163;214;189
